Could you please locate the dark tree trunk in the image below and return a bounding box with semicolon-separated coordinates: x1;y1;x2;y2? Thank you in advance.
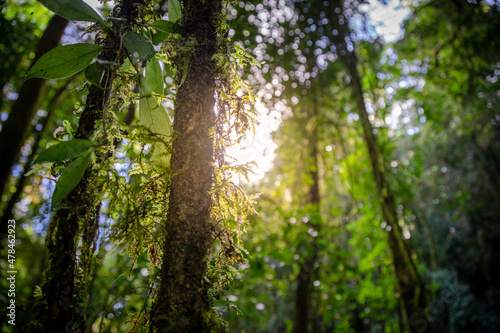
32;2;142;332
0;15;68;203
151;1;221;331
294;105;320;333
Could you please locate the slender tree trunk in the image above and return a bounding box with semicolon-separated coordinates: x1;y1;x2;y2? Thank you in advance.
151;1;221;331
32;2;142;332
324;1;428;330
0;15;68;203
344;52;427;333
294;105;321;333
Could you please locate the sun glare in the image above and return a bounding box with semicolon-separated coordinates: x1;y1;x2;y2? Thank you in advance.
83;0;410;184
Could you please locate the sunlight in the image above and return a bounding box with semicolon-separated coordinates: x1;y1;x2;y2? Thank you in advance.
84;0;411;184
226;100;280;184
228;0;411;184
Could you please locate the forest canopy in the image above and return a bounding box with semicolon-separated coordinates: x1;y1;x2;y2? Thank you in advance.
0;0;499;332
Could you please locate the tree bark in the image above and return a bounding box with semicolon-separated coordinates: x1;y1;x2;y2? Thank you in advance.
294;104;320;333
32;2;142;332
0;15;68;203
151;1;221;331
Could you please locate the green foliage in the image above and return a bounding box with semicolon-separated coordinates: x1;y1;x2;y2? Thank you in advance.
50;148;92;207
6;0;500;332
37;0;106;25
34;139;96;163
25;43;104;79
145;58;164;95
168;0;181;23
123;30;156;63
84;61;107;88
150;20;177;34
138;76;171;168
32;138;97;207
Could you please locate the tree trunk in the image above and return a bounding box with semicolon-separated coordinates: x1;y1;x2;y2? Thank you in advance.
0;15;68;203
32;2;142;332
151;1;221;331
344;51;427;333
324;1;428;330
294;105;321;333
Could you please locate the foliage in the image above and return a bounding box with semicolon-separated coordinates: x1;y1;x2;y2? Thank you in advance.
1;0;499;332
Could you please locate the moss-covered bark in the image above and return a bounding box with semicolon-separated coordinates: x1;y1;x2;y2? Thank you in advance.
151;1;222;331
31;2;143;332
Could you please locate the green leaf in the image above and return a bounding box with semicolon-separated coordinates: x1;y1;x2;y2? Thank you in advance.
123;30;155;63
51;149;92;208
150;20;176;34
145;58;163;95
152;31;169;46
62;120;75;139
139;77;171;167
35;139;96;163
25;43;104;80
150;20;179;45
85;61;106;87
168;0;181;23
38;0;106;25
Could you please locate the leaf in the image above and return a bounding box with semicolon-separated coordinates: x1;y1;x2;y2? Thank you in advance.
123;30;155;63
152;31;169;46
150;20;176;34
25;43;104;79
168;0;181;23
51;149;92;208
150;20;178;45
34;139;96;163
145;58;163;95
38;0;106;25
85;61;106;87
139;77;171;167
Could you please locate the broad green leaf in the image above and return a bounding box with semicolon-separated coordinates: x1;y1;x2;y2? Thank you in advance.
150;20;176;34
152;31;169;46
38;0;106;25
150;20;176;45
35;139;96;163
139;77;171;167
145;58;163;95
123;30;155;63
168;0;181;23
25;43;104;79
84;61;106;87
51;149;92;208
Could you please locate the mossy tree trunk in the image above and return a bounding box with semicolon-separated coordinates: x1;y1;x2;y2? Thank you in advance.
151;0;221;331
32;2;143;332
